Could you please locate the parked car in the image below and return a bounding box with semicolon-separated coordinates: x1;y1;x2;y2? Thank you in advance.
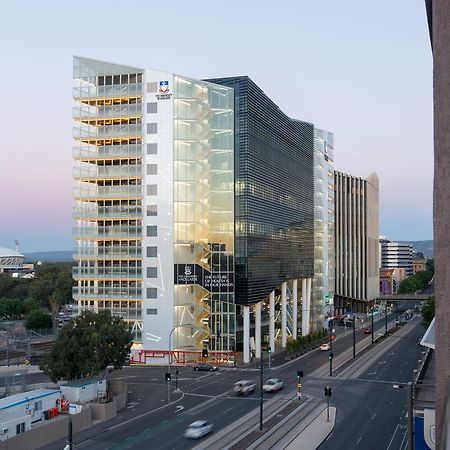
320;342;330;351
263;378;284;392
234;380;256;396
361;327;372;334
184;420;214;439
192;362;218;372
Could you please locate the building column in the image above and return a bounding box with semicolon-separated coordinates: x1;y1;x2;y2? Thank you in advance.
255;302;261;359
243;306;250;364
292;279;298;339
302;278;307;335
305;278;312;335
281;281;287;348
269;290;275;352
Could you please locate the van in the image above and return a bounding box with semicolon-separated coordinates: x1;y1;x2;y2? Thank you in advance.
234;380;256;396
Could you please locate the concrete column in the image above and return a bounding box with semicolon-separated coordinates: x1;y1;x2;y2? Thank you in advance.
243;306;250;363
292;279;298;339
305;278;312;335
269;290;275;352
255;302;261;359
281;281;287;348
302;278;307;336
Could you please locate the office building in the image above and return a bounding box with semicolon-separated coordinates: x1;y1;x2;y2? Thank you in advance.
73;57;235;361
334;171;379;313
379;236;413;276
206;76;315;363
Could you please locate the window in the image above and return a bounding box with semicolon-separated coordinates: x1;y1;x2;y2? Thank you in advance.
147;205;157;216
147;287;157;298
147;102;157;113
16;422;25;435
147;123;157;134
147;164;157;175
147;143;157;154
147;185;157;195
147;82;157;93
147;226;157;236
147;267;157;278
147;246;157;257
147;308;157;315
34;400;42;411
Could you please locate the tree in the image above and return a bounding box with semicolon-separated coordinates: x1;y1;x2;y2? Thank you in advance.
40;311;133;382
422;296;435;327
0;298;25;320
25;309;52;330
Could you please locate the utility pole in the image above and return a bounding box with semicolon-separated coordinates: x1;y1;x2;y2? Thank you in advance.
259;349;263;430
328;322;333;376
385;301;388;334
352;317;356;358
371;307;374;344
407;382;414;450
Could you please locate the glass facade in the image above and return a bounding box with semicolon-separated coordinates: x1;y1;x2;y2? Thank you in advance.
172;77;235;351
313;129;335;330
73;57;145;341
205;77;315;306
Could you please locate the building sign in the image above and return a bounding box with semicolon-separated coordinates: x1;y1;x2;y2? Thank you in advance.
156;80;172;100
174;264;233;293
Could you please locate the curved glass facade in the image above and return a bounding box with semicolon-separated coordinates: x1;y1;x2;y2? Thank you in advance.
206;77;315;305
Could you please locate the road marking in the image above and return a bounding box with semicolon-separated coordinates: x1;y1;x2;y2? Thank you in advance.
368;371;377;376
387;423;400;449
175;405;184;413
371;413;376;421
356;436;362;445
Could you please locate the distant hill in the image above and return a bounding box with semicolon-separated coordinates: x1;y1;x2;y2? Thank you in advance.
398;240;434;258
24;251;72;263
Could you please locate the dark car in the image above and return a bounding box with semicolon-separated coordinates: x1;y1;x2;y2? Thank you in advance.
192;362;218;372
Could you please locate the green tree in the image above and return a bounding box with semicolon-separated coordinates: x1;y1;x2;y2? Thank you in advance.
0;298;25;319
421;296;435;327
399;277;421;293
25;309;52;330
40;311;133;382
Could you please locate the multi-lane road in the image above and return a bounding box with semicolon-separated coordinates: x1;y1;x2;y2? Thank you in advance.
41;312;426;450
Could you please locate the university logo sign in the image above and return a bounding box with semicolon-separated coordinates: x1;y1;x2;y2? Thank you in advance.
159;81;169;93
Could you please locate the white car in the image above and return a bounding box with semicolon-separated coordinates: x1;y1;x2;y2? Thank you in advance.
234;380;256;396
263;378;284;392
184;420;214;439
320;342;330;351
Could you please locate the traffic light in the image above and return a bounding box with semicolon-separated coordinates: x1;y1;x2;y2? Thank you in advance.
328;351;333;360
297;371;304;379
325;386;332;397
202;348;209;358
165;372;172;382
266;346;272;353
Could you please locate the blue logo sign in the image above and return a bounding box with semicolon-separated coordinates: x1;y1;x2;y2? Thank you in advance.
159;81;169;93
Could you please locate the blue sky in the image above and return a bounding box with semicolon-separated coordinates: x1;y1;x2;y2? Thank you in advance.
0;0;433;252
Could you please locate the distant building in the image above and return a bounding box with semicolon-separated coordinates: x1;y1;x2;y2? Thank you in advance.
412;259;427;275
334;172;379;314
0;247;25;275
379;236;413;277
379;268;406;295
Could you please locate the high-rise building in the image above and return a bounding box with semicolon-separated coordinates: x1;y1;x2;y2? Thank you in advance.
73;57;235;360
334;171;379;313
379;236;413;276
312;129;335;329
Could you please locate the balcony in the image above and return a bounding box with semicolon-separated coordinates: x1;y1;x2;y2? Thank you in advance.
73;103;143;120
73;164;143;180
74;246;142;258
74;124;142;140
73;206;143;220
73;287;142;299
73;83;143;100
73;267;142;279
73;144;143;160
73;185;143;200
73;226;143;239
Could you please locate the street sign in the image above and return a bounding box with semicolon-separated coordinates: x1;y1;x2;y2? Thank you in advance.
297;383;302;388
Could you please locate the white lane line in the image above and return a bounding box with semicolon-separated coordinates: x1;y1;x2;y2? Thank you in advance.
387;423;400;450
356;436;362;445
371;413;376;421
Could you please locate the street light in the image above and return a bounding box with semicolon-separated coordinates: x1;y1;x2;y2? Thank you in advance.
167;327;176;403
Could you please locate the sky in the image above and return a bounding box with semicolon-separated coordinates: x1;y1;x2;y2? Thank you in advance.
0;0;433;253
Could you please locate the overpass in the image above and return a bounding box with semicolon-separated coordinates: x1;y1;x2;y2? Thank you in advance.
377;293;431;302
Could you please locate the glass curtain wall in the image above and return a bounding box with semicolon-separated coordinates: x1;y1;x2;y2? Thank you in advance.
73;57;145;340
173;76;235;352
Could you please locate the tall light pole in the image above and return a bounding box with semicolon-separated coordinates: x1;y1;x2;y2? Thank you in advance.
167;327;176;403
259;349;264;430
385;301;388;335
371;307;374;345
